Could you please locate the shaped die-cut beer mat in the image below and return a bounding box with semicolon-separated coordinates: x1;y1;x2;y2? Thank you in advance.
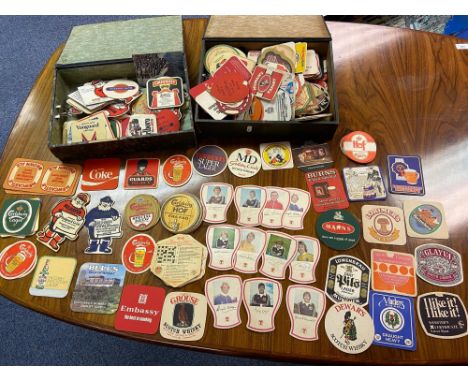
233;227;267;274
261;187;290;229
282;188;311;230
305;168;349;213
316;209;361;251
200;182;234;224
415;244;463;287
205;275;243;329
121;234;155;274
417;292;468;339
342;166;387;202
286;285;326;341
81;158;120;191
29;256;77;298
325;255;371;306
369;291;416;351
234;185;267;227
371;249;417;297
162;155;192;187
0;198;41;238
160;292;207;342
325;302;375;354
340;131;377;164
192;145;228;177
288;236;321;284
102;79;139;99
403;200;449;239
147;77;184;109
387;155;425;195
361;205;406;246
124;194;160;231
260;142;294;170
259;231;297;280
124;158;159;189
115;285;166;335
206;225;240;271
227;148;261;178
0;240;37;280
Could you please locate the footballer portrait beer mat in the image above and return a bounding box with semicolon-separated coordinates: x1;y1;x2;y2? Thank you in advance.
417;292;468;339
387;155;425;195
371;249;417;297
191;145;228;177
325;302;375;354
259;231;297;279
403;200;449;239
342;166;387;202
286;285;326;341
288;236;321;284
340;131;377;164
160;292;207;342
124;194;161;231
114;285;166;335
242;278;282;333
305;168;349;213
316;209;361;250
234;185;267;227
121;234;156;274
261;187;290;229
29;256;77;298
200;182;234;224
369;291;416;351
281;188;311;230
0;240;37;280
81;158;120;191
205;275;243;329
0;198;41;238
325;255;371;306
361;205;406;246
162;154;193;187
227;148;262;178
415;244;463;287
259;142;294;170
124;158;159;189
232;227;267;274
206;225;240;270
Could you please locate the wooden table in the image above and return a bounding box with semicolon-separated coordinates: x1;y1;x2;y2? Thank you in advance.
1;19;467;365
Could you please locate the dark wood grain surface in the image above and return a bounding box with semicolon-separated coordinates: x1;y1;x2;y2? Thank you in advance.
1;19;467;365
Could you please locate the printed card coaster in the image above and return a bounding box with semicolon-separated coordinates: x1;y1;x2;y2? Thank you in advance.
340;131;377;164
124;158;159;189
206;225;240;270
160;194;203;234
261;187;290;229
260;142;294;170
286;285;326;341
305;168;349;213
124;194;161;231
29;256;77;298
36;193;90;252
326;255;371;306
242;278;282;332
192;145;228;177
325;302;374;354
200;183;234;224
120;114;157;137
121;234;155;274
288;236;321;284
0;240;37;280
234;185;267;226
81;158;120;191
316;209;361;251
371;249;417;297
292;143;334;172
103;79;139;99
160;292;207;342
84;196;122;255
417;292;468;339
0;198;41;238
147;77;184;109
369;291;416;351
259;231;297;279
282;188;311;230
70;263;126;314
205;275;243;329
415;244;463;287
233;227;267;274
387;155;425;195
362;205;406;246
404;200;449;239
343;166;386;201
227;148;261;178
162;155;193;187
114;285;166;335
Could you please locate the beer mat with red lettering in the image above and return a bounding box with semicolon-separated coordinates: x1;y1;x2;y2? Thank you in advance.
147;77;184;110
191;145;228;177
124;158;159;189
121;234;155;274
81;158;120;191
304;168;349;213
3;158;81;196
340;131;377;164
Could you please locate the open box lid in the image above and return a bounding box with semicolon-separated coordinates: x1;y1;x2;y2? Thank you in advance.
57;16;184;67
204;15;331;41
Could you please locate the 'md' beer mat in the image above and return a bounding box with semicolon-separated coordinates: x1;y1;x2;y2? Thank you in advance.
70;263;126;314
316;209;361;250
160;292;207;342
115;285;166;335
403;200;449;239
417;292;468;339
369;291;416;351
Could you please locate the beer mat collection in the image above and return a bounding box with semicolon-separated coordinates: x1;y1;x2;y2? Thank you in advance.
1;131;466;355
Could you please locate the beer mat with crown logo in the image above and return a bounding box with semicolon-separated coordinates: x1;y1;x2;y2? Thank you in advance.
0;198;41;238
361;205;406;246
387;154;425;195
81;158;120;191
121;234;155;274
124;158;159;189
124;194;161;231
